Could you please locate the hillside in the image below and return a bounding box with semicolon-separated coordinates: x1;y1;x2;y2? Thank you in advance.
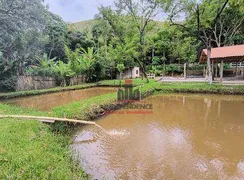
69;19;165;33
68;19;98;32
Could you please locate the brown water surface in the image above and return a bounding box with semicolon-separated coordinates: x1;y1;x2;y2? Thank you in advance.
72;94;244;180
3;88;116;111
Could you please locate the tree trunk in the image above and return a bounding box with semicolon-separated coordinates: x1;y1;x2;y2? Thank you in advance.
207;46;213;84
212;60;215;81
61;79;66;87
163;60;166;77
134;57;149;83
142;66;149;83
152;47;154;60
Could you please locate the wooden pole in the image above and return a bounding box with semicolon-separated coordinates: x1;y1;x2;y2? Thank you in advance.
215;63;218;79
0;115;96;125
184;63;187;79
203;65;205;77
243;65;244;79
212;60;214;80
220;60;224;83
236;62;238;76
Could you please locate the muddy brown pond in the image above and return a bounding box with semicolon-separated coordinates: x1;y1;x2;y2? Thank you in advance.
3;88;116;111
72;94;244;180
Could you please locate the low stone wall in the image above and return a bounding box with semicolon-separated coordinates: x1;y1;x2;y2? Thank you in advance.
187;70;204;76
70;75;86;86
16;76;56;91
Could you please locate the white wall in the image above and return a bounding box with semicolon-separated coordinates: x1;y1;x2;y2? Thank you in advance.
131;67;140;78
117;67;140;79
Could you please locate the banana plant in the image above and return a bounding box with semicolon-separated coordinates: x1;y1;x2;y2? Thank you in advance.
38;53;56;69
77;47;97;82
27;53;56;76
53;61;75;87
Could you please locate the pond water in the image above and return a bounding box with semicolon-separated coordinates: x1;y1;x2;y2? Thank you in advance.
3;88;116;111
72;94;244;179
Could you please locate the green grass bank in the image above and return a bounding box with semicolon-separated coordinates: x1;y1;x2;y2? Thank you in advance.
0;83;96;100
0;104;87;179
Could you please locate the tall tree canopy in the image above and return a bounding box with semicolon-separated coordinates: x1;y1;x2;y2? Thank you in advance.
0;0;66;90
158;0;244;84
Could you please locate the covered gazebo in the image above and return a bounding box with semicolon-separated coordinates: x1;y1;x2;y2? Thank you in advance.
200;44;244;82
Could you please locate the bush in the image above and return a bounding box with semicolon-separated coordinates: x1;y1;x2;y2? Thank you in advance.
224;63;231;70
165;64;183;74
149;66;162;76
187;64;204;71
0;76;17;92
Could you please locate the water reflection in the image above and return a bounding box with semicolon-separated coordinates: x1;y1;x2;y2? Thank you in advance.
2;88;116;111
72;94;244;179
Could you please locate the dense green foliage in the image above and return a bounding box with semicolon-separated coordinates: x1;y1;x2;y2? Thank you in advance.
0;0;67;90
1;0;243;90
159;0;244;83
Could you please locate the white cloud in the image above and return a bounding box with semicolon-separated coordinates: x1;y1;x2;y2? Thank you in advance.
44;0;114;22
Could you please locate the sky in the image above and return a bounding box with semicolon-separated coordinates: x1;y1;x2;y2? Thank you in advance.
45;0;114;23
44;0;166;23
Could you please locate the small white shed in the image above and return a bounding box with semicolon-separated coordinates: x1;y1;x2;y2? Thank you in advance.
117;67;140;79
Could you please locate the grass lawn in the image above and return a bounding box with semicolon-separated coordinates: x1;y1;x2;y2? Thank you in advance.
155;82;244;94
0;104;87;179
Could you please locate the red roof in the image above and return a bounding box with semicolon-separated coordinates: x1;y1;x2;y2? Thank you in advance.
200;44;244;63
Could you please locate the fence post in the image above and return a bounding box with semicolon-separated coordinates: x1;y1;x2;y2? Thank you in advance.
184;63;187;79
220;60;224;83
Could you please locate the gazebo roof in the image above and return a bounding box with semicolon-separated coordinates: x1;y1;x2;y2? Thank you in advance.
200;44;244;63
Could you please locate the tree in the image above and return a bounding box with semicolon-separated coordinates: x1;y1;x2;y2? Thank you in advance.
97;6;137;78
46;18;67;60
160;0;230;84
115;0;159;82
67;30;94;51
117;63;126;80
0;0;67;90
212;0;244;47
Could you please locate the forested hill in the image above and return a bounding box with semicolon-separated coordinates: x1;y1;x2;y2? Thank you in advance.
69;19;98;32
69;19;165;33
